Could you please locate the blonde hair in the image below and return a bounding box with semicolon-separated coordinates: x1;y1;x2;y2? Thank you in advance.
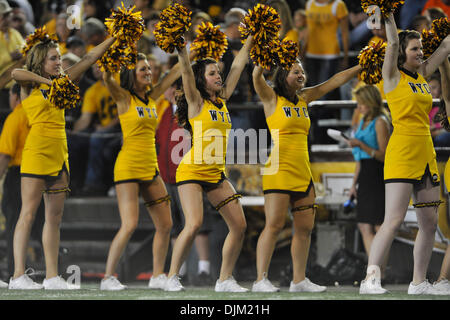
353;85;390;122
25;41;59;80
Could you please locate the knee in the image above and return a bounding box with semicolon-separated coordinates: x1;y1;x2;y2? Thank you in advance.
234;219;247;237
156;219;173;236
121;219;138;236
295;224;314;238
184;221;203;236
265;220;285;236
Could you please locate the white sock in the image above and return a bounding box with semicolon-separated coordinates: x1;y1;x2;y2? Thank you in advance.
366;265;381;280
179;262;187;276
198;260;210;275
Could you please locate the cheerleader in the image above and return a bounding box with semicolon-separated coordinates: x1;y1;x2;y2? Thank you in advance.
359;12;450;295
251;60;360;292
164;36;254;292
8;36;116;290
100;53;182;291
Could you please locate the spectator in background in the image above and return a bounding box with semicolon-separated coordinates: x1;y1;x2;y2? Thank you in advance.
185;10;212;46
139;11;171;63
82;0;113;22
71;64;121;196
80;17;107;52
410;14;432;33
42;0;66;35
428;71;450;146
133;0;155;20
0;83;44;283
8;0;35;37
269;0;300;45
423;6;448;22
55;13;76;56
399;0;428;29
0;0;24;109
344;0;372;50
293;9;308;59
65;36;87;58
422;0;450;18
10;0;34;26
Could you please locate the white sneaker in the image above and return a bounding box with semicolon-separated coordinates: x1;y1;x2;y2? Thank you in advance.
100;276;127;291
252;277;280;292
289;278;326;293
433;279;450;295
408;280;443;295
0;279;9;288
43;276;78;290
215;276;248;292
165;275;185;292
359;275;387;294
149;274;167;290
8;274;43;290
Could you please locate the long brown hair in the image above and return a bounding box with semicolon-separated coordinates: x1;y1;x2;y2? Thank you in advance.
25;40;59;87
175;58;220;133
119;53;149;93
353;85;390;123
397;30;421;68
271;59;303;105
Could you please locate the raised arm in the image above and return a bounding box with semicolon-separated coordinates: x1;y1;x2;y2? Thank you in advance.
419;35;450;79
177;45;202;117
65;37;116;82
222;36;253;100
11;69;52;87
301;65;361;104
103;71;130;114
252;65;276;116
382;13;401;92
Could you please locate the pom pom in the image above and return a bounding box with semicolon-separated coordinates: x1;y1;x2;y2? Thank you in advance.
249;41;277;70
154;2;192;53
357;40;386;84
273;39;299;70
97;40;137;73
361;0;405;18
49;75;80;110
422;17;450;59
190;22;228;61
239;3;281;44
104;2;145;44
21;26;58;55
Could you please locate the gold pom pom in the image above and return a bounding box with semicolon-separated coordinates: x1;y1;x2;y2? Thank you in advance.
358;40;386;84
21;26;58;55
422;17;450;59
250;41;277;70
97;40;137;73
154;2;192;53
104;2;145;44
361;0;405;18
239;3;281;44
190;22;228;61
49;75;81;110
273;39;299;70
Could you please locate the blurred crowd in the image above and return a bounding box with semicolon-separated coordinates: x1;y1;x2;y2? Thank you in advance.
0;0;449;196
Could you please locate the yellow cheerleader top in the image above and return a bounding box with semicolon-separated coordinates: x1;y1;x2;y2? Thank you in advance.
185;98;231;167
266;95;310;149
385;69;433;136
22;83;66;138
120;92;157;144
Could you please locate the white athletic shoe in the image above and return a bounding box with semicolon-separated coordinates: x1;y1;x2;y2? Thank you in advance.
0;279;9;288
215;276;248;292
252;277;280;292
100;276;127;291
164;275;185;292
8;273;43;290
359;275;387;294
43;276;78;290
148;274;167;290
433;279;450;295
408;280;443;295
289;278;326;293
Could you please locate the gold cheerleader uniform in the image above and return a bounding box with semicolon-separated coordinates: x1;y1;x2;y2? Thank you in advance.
263;95;313;195
176;98;231;189
114;93;159;183
384;68;439;185
21;83;69;180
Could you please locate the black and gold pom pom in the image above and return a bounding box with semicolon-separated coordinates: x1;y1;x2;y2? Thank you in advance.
104;1;145;44
190;22;228;61
250;40;278;70
49;75;80;110
154;2;192;53
97;40;137;73
273;39;299;70
21;26;58;55
239;3;281;44
361;0;405;18
357;40;386;84
422;17;450;59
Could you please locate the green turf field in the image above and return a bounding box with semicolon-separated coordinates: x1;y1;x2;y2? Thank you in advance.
0;283;449;300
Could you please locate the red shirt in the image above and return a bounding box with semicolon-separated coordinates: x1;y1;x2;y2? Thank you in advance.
422;0;450;18
155;102;191;184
